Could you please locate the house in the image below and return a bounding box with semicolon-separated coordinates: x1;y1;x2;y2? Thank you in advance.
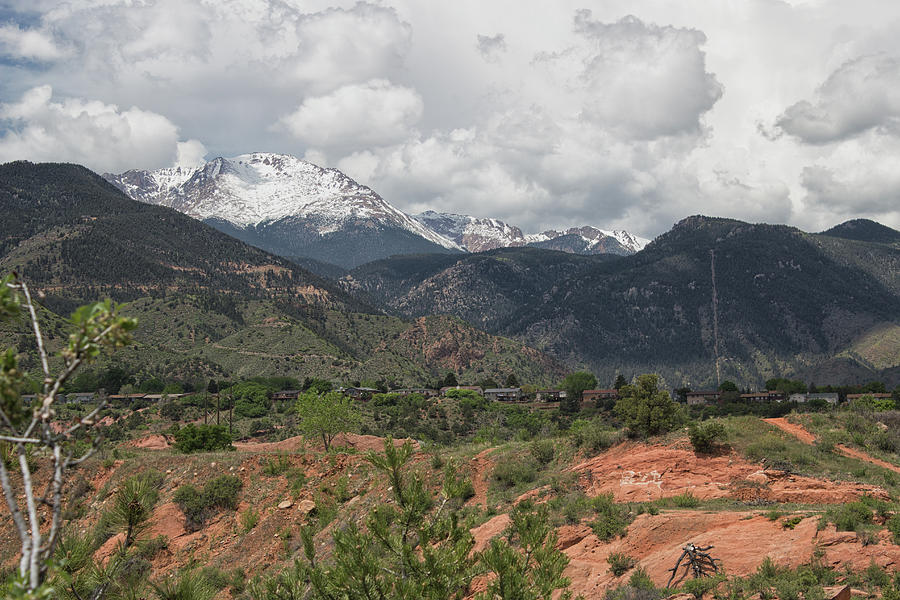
440;386;484;396
273;390;301;401
685;391;720;405
789;392;839;404
484;388;523;402
66;392;95;403
582;389;618;402
534;389;567;402
345;387;379;401
741;391;785;402
21;394;36;404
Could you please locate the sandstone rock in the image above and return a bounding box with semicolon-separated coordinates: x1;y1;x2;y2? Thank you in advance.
297;499;316;516
824;585;850;600
277;500;293;509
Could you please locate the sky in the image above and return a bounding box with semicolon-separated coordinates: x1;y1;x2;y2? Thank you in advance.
1;0;900;238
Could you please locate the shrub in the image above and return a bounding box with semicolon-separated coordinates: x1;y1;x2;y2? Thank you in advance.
608;552;637;576
825;501;872;531
174;475;243;530
672;492;700;508
262;453;291;476
629;566;655;590
173;424;232;453
530;439;556;465
591;493;633;541
688;421;727;453
240;508;260;533
887;514;900;545
491;454;539;489
569;419;624;453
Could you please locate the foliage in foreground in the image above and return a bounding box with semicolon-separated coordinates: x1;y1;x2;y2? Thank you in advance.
248;438;580;600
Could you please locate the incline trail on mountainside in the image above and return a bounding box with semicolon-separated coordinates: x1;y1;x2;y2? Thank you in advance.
764;417;900;474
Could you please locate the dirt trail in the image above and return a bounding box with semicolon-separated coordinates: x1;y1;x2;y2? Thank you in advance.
764;417;900;474
467;447;495;508
763;417;816;444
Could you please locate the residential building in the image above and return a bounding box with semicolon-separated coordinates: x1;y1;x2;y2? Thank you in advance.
484;388;523;402
788;392;839;404
685;390;720;405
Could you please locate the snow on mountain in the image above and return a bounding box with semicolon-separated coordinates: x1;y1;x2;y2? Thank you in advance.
106;153;460;250
416;211;648;255
415;211;528;252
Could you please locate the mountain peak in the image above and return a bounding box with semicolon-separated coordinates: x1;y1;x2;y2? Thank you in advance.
822;219;900;245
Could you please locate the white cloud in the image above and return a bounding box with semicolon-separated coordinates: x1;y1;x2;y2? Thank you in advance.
0;86;205;173
0;23;67;61
776;54;900;144
557;12;724;140
277;79;423;150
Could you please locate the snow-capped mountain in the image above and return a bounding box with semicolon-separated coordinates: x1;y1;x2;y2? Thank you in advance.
415;211;528;252
105;153;461;269
106;152;648;269
416;211;648;255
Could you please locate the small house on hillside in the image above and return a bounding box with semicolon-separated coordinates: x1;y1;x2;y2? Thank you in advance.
66;392;95;403
741;391;785;402
685;390;720;405
273;390;301;401
346;387;379;401
582;389;618;402
789;392;839;404
484;388;523;402
535;389;567;402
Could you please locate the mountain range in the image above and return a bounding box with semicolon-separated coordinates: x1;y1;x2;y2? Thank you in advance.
0;161;565;387
5;159;900;390
345;216;900;388
104;153;647;269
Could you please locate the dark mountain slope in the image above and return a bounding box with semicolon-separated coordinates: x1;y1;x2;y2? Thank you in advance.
822;219;900;246
345;248;616;330
0;161;370;313
346;216;900;387
0;161;564;386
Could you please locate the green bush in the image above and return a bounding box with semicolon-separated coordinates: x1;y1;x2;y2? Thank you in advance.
530;439;556;465
491;454;539;489
887;514;900;545
240;508;260;533
591;493;633;541
262;453;291;476
173;424;232;453
174;475;243;530
671;492;700;508
607;552;637;576
688;421;727;453
824;501;872;531
569;419;624;453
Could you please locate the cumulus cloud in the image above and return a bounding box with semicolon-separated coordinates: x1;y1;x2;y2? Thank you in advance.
537;12;723;141
277;79;423;150
0;23;67;61
0;86;205;173
476;33;507;62
776;54;900;144
798;132;900;221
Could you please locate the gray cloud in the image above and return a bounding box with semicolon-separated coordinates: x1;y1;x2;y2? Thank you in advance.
776;54;900;144
476;33;506;62
3;1;900;236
